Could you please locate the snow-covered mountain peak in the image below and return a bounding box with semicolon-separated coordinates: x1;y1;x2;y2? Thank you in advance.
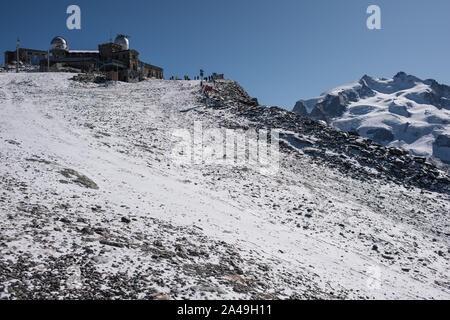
293;72;450;165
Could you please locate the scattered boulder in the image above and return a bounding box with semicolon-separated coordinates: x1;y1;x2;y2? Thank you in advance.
121;217;131;224
71;73;107;84
99;239;125;248
60;168;99;190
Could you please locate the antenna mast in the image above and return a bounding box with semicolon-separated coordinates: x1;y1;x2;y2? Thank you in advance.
16;38;20;73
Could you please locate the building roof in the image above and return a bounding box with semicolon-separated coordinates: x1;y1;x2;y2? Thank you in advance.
5;48;48;54
139;61;163;71
69;50;99;54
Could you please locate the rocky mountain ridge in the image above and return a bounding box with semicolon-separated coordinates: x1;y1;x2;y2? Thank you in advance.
208;80;449;194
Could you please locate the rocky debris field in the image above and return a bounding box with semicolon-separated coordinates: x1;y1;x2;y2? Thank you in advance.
0;73;449;299
0;175;313;299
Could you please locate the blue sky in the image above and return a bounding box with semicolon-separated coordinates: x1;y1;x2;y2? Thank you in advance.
1;0;449;109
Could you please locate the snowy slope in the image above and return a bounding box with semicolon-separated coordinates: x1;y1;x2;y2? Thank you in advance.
0;73;449;300
293;72;450;165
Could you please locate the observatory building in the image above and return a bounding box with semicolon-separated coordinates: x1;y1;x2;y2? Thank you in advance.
42;35;164;81
46;36;101;73
3;35;163;82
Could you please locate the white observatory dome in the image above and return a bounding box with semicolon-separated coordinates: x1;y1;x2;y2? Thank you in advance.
50;37;68;51
114;34;129;50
